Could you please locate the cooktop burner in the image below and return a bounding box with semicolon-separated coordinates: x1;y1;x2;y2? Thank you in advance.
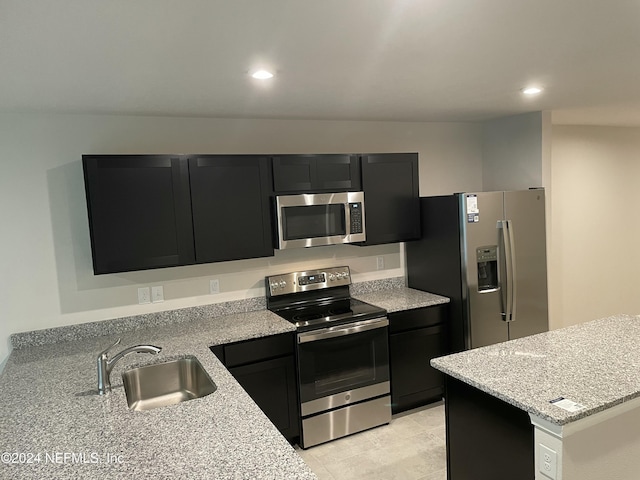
292;312;324;322
272;298;386;331
266;266;387;331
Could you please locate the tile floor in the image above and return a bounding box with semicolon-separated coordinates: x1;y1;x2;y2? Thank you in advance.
296;401;447;480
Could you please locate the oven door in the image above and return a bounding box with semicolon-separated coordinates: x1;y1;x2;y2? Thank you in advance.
297;317;390;416
276;191;366;249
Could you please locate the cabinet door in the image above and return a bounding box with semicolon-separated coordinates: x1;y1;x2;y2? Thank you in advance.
360;153;420;245
314;154;361;191
272;155;315;192
272;154;360;193
83;155;195;274
189;155;273;263
390;324;446;413
229;356;300;442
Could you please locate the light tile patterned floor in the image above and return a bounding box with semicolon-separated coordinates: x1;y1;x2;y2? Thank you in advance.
296;401;446;480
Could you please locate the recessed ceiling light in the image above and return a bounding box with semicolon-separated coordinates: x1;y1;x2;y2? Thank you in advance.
522;86;543;95
251;70;274;80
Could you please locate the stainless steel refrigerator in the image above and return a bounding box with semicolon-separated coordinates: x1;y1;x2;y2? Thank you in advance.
407;188;548;351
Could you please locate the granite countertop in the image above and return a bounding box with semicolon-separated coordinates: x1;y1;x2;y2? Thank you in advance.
352;287;450;313
431;314;640;426
0;281;448;479
0;310;316;480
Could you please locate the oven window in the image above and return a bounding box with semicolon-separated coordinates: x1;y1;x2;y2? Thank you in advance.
297;326;389;402
283;204;346;240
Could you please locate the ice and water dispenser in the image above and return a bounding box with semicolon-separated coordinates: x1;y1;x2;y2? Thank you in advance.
476;246;498;292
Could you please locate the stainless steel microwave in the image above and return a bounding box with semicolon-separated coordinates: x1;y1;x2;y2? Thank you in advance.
275;191;366;249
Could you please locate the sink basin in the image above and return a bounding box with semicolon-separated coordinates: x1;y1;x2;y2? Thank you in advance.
122;356;217;411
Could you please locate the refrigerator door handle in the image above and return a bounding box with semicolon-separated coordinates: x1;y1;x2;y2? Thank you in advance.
498;220;517;322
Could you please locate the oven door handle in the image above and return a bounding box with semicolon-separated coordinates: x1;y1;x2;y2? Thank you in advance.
298;317;389;343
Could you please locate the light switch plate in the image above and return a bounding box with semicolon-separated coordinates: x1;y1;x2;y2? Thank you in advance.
151;286;164;303
210;279;220;294
137;287;150;305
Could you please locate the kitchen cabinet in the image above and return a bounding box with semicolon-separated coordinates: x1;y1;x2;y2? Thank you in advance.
445;376;534;480
388;304;447;414
188;155;273;263
83;150;419;275
359;152;420;245
83;154;195;274
210;333;299;442
83;154;274;274
272;154;361;193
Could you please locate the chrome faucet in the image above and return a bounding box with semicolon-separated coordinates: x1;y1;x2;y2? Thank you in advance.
97;338;162;395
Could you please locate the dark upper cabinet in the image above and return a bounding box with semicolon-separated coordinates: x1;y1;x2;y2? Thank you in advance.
83;155;195;274
83;151;417;274
188;155;273;263
360;153;420;245
272;154;361;193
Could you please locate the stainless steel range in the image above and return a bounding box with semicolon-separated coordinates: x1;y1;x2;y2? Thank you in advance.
266;266;391;448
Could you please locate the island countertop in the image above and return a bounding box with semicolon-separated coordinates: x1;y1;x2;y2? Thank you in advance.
431;314;640;426
0;310;316;480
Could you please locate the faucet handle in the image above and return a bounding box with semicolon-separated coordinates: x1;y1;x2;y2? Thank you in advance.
98;337;121;358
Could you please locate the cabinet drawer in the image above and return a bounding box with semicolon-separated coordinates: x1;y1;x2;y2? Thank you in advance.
388;304;447;334
222;333;294;368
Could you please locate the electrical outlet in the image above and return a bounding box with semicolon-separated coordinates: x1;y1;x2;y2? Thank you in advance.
376;256;384;270
210;279;220;294
151;286;164;303
539;444;557;479
137;287;150;305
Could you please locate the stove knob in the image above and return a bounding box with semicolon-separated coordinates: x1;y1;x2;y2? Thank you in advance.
270;282;279;290
279;280;287;288
328;273;336;281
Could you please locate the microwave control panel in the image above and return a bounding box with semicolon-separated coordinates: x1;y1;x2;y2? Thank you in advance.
349;202;363;234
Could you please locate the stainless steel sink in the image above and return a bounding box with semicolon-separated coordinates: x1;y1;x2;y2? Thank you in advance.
122;356;217;411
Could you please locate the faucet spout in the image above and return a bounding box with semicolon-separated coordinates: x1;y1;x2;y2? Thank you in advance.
97;339;162;395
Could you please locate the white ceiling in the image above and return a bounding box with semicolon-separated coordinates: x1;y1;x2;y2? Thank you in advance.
2;0;640;125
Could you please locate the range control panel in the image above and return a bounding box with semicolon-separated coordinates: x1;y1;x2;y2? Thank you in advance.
266;266;351;297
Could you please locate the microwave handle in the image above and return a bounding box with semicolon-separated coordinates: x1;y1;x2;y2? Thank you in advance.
298;317;388;343
343;200;351;238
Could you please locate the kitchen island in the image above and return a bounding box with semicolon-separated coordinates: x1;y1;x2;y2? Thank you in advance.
0;310;316;480
431;314;640;480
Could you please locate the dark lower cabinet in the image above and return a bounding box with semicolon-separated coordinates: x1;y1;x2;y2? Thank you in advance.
445;376;534;480
389;304;447;414
188;155;273;263
360;152;420;245
82;155;195;274
210;333;299;443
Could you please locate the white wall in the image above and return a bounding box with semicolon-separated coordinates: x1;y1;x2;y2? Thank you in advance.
482;112;545;191
550;126;640;328
0;113;483;365
479;111;560;328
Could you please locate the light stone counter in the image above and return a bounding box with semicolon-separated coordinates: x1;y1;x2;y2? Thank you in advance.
0;310;316;480
352;286;449;313
432;314;640;480
431;314;640;425
0;280;448;479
